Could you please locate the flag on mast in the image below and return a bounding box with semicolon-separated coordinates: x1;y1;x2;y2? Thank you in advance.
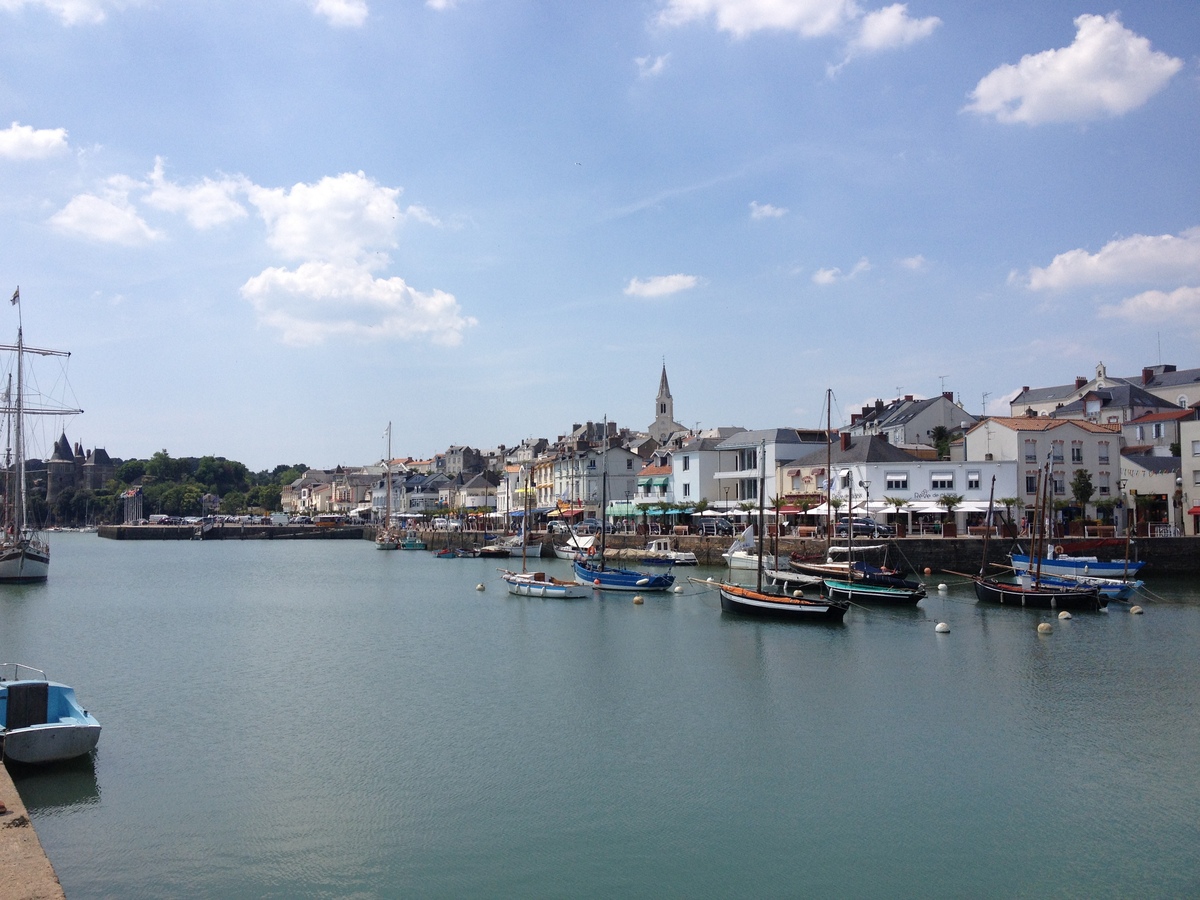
9;287;18;305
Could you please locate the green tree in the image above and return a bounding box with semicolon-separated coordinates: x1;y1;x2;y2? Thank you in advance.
1070;469;1095;514
115;459;146;483
219;491;247;515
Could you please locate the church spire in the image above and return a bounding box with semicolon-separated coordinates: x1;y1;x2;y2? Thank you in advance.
658;363;671;402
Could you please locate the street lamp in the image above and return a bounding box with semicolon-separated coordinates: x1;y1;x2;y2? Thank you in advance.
858;479;872;533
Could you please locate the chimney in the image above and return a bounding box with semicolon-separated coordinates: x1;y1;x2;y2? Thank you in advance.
1142;367;1153;385
905;394;913;401
850;413;860;425
1022;386;1029;394
943;391;953;401
840;433;851;451
875;399;884;413
1074;376;1086;390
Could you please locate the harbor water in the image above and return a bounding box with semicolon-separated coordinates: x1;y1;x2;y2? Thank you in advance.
4;533;1200;898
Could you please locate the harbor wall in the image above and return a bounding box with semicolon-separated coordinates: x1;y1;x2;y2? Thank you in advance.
0;763;65;900
92;526;1195;576
98;525;365;540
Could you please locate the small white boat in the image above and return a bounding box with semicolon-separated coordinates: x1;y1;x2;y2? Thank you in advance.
0;663;100;764
553;533;595;560
723;548;777;570
501;569;592;599
642;537;697;566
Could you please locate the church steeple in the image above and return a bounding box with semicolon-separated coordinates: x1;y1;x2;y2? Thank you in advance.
649;363;683;444
656;364;672;420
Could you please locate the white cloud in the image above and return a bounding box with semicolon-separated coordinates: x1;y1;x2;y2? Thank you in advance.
624;273;699;298
658;0;859;38
426;0;455;8
1024;227;1200;291
0;0;111;25
965;13;1182;125
850;3;939;53
749;200;787;219
245;171;401;264
241;261;476;347
1100;286;1200;325
49;176;161;245
899;254;926;271
812;256;870;284
144;159;248;230
0;122;69;160
636;54;670;78
311;0;367;28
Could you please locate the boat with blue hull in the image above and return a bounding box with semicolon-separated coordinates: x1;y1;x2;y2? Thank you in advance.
0;663;100;765
1010;552;1143;580
573;558;675;592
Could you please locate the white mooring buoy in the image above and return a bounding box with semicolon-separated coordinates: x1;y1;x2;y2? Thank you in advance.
673;585;684;593
633;594;644;605
1058;610;1072;620
1037;622;1053;634
476;583;485;591
937;583;948;592
935;622;950;633
1130;605;1144;615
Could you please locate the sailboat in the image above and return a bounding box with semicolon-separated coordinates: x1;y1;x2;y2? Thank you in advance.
502;468;591;599
376;423;398;550
821;473;925;606
716;440;848;622
572;425;674;592
0;294;80;583
973;470;1104;611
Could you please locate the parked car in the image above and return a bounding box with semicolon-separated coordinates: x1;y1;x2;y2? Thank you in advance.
835;516;893;537
698;517;735;536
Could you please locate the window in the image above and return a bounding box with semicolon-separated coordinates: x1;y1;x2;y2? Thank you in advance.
626;459;633;470
1135;425;1144;441
1071;443;1083;463
931;473;954;490
1192;441;1200;457
1051;441;1064;462
1179;395;1188;407
1024;440;1038;463
1194;471;1200;486
967;471;981;490
1026;474;1038;494
738;448;758;471
1098;472;1110;496
681;456;690;471
1099;441;1110;464
885;473;908;491
682;483;691;498
1052;475;1065;495
1153;422;1164;439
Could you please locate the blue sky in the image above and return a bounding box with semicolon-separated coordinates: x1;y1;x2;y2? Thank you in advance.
0;0;1196;469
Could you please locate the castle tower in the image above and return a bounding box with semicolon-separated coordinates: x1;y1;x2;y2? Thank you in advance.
649;364;685;444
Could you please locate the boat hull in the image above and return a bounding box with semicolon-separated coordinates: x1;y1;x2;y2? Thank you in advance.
718;584;847;622
573;560;674;592
724;550;776;570
0;542;49;583
1011;553;1143;579
823;578;925;606
502;571;592;599
973;578;1105;611
3;722;101;765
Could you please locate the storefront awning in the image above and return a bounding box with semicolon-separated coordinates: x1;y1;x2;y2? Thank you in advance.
1188;505;1200;516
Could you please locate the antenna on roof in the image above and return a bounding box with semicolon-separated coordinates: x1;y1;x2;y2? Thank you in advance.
938;375;948;393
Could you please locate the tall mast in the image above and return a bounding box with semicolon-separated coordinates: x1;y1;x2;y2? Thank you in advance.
825;389;832;541
756;439;765;593
384;422;392;531
15;326;24;535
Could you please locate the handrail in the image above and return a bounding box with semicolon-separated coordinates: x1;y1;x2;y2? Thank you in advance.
0;662;48;682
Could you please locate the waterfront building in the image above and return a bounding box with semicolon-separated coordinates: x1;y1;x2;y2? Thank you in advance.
670;428;746;509
1010;361;1196;420
1122;407;1197;456
1180;419;1200;537
1120;453;1184;536
964;416;1122;521
845;393;978;453
648;364;686;444
711;428;826;509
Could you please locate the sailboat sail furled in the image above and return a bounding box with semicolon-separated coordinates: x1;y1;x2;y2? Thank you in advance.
0;292;82;583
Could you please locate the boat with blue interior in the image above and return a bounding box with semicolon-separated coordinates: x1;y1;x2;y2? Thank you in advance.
0;663;100;765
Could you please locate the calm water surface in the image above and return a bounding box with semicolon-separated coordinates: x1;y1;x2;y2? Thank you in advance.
4;533;1200;898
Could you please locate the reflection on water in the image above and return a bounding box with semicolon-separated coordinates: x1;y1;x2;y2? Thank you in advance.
8;752;101;816
1;534;1199;899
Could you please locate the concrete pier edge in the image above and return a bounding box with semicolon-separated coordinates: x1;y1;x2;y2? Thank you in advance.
0;762;65;900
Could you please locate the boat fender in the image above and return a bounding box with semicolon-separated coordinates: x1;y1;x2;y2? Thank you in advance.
636;578;650;586
593;579;601;586
1053;545;1063;557
587;547;596;556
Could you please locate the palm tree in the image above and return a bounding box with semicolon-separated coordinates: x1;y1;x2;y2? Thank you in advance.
937;493;963;536
883;496;908;535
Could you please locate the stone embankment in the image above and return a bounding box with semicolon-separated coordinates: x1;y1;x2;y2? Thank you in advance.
98;524;364;540
0;764;64;900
